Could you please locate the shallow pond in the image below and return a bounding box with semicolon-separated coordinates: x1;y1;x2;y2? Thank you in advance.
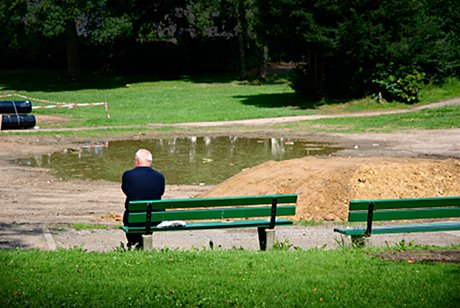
14;136;343;185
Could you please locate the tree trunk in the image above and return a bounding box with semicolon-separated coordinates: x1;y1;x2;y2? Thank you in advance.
237;29;247;80
65;21;80;78
236;0;247;80
257;45;268;82
308;49;324;97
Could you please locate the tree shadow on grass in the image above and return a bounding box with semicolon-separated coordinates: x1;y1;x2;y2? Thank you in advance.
1;70;351;109
0;70;188;92
0;70;241;92
179;74;240;84
235;93;310;109
235;93;347;109
0;69;293;93
234;93;354;110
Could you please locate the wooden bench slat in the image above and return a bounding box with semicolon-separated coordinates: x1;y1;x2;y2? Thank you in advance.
334;221;460;236
128;205;296;223
128;194;298;211
121;218;294;233
350;196;460;211
349;207;460;222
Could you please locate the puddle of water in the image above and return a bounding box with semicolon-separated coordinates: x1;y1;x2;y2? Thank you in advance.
14;137;342;185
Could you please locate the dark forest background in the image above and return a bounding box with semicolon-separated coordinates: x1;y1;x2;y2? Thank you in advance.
1;0;459;102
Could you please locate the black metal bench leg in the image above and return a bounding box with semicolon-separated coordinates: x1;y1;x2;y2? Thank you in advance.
258;227;276;251
258;227;267;251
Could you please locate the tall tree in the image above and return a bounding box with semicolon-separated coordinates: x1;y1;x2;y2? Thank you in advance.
255;0;336;97
23;0;132;77
190;0;240;72
267;0;460;100
0;0;35;68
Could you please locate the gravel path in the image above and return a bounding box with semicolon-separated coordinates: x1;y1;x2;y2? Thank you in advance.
2;223;459;252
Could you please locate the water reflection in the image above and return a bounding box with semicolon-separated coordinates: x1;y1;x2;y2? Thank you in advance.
13;136;342;185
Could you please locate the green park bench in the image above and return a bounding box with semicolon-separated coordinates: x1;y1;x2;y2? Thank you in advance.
121;194;297;250
334;196;460;246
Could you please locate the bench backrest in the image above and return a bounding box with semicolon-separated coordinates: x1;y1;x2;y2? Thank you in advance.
127;194;297;225
348;196;460;222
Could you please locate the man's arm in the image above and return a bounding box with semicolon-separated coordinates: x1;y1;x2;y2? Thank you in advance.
159;173;165;197
121;171;129;196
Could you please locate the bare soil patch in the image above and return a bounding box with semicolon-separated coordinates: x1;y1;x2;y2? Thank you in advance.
1;129;459;225
1;116;460;250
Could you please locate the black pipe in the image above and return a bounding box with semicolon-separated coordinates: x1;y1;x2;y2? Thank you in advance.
1;114;36;130
0;101;33;114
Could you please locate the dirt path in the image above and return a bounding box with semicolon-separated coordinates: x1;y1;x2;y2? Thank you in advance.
1;98;460;251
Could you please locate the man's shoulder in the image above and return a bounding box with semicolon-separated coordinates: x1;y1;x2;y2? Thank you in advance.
122;168;138;178
124;167;163;177
149;168;165;180
123;168;135;174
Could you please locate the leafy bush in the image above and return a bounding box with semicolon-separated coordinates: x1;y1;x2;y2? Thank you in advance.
374;66;426;104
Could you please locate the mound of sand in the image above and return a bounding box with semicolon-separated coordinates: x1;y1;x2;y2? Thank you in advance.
200;157;460;221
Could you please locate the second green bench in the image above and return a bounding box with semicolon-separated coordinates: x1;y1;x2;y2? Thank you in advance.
334;196;460;246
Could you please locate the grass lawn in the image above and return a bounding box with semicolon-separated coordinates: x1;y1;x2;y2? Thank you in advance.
1;248;459;307
279;105;460;133
1;70;459;134
0;70;316;127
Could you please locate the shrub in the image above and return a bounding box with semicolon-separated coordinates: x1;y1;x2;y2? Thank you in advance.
374;66;426;104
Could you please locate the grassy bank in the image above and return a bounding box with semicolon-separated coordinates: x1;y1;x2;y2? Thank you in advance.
1;70;460;135
1;248;459;307
279;105;460;133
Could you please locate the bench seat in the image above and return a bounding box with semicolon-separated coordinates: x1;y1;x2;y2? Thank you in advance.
121;218;293;233
334;221;460;236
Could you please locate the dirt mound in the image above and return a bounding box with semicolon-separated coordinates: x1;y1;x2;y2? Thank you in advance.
200;157;460;221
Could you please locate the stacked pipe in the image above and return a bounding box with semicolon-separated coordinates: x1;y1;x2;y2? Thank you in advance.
0;101;36;130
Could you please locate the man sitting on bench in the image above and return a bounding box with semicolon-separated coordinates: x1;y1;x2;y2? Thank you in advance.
122;149;165;249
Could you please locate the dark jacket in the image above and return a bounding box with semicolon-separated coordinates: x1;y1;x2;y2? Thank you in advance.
121;166;165;225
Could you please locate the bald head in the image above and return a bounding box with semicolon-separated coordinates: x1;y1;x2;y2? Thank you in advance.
134;149;153;167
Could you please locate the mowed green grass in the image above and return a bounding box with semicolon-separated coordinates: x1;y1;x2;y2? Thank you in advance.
1;70;459;133
1;248;459;307
279;105;460;133
0;70;315;127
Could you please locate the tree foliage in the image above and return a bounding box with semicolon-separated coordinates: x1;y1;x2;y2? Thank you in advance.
0;0;458;103
2;0;132;77
283;0;460;102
